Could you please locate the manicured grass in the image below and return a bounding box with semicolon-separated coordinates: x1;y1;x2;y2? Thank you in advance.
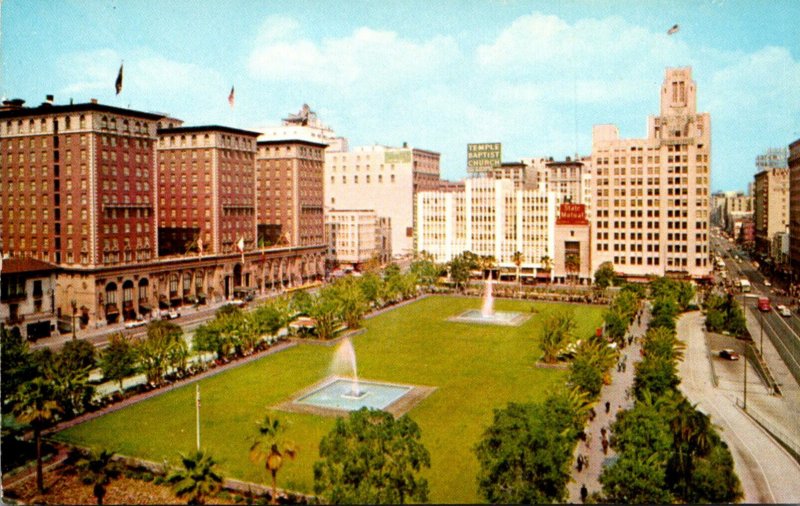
55;296;605;503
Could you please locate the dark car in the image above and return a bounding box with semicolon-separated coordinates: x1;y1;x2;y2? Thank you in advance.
719;349;740;361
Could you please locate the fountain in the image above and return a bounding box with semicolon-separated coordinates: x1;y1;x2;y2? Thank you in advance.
481;272;495;318
448;272;530;326
332;337;366;399
283;336;432;416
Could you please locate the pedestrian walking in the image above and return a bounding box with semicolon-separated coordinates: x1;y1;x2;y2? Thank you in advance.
605;401;611;413
602;437;609;454
580;484;588;503
576;455;583;472
588;407;596;421
600;427;607;438
585;433;592;449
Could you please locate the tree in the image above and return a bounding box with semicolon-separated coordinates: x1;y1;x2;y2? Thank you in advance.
75;448;121;505
333;277;369;329
249;415;297;504
100;333;138;391
564;253;580;284
215;303;242;319
538;310;575;363
512;251;524;290
168;450;224;505
593;262;618;289
12;378;62;492
137;320;185;385
600;452;674;504
45;358;94;418
540;255;552;272
1;326;38;409
313;408;430;504
358;272;386;308
59;339;97;371
475;402;573;504
409;257;440;292
309;291;341;340
568;339;614;399
289;290;314;316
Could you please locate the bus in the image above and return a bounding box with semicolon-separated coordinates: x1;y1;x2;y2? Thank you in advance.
739;279;751;293
758;297;771;312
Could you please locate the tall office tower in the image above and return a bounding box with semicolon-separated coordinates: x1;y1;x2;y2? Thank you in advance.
156;126;259;256
591;67;711;280
0;98;161;267
325;144;440;258
255;139;326;247
753;166;789;257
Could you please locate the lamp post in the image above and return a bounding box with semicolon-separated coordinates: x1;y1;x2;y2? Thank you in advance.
71;299;77;341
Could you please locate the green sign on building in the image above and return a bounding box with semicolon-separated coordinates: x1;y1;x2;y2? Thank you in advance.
467;143;501;173
385;149;412;164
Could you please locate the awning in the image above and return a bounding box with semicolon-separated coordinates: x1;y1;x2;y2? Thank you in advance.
106;304;120;315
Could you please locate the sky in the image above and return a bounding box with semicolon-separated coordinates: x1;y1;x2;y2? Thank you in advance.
2;0;799;192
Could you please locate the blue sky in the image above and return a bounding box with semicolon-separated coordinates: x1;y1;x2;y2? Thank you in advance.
2;0;799;192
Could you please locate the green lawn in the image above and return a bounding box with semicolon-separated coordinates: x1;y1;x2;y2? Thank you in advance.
55;296;605;503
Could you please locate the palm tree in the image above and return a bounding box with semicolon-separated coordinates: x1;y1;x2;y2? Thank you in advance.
565;253;580;284
75;448;121;505
168;450;224;505
512;251;524;291
540;255;552;283
249;415;297;505
12;378;62;493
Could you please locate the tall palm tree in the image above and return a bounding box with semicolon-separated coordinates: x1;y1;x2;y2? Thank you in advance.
512;251;524;291
167;450;223;505
75;448;121;505
540;256;553;283
249;415;297;505
12;378;62;493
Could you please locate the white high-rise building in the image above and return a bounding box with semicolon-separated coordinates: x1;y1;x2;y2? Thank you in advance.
591;67;711;280
416;177;556;279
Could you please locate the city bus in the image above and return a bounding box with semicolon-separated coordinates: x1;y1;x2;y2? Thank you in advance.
739;279;751;293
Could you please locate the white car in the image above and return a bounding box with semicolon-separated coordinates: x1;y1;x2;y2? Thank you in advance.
777;305;792;317
124;319;146;329
763;280;772;287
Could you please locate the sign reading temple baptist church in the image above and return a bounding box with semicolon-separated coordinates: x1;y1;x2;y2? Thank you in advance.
467;143;501;174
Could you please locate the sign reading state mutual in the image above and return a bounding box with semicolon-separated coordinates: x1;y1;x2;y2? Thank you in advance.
556;203;588;225
467;143;501;173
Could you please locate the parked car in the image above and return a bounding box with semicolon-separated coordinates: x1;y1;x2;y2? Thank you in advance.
763;280;772;287
160;310;181;320
778;305;792;317
719;349;740;361
124;319;146;329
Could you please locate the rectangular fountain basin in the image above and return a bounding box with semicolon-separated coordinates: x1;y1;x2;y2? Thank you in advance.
295;378;412;412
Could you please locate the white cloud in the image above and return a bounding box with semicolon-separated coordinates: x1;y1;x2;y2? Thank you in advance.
248;19;461;89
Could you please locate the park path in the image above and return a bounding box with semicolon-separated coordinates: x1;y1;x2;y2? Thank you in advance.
566;302;651;503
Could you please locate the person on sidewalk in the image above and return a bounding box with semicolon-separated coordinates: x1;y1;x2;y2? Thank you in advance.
605;400;611;413
576;455;583;472
602;437;609;455
580;484;588;503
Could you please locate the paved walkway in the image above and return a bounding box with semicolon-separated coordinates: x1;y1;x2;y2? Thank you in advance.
566;303;651;503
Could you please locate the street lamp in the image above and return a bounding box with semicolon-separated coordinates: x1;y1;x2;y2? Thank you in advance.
71;299;77;341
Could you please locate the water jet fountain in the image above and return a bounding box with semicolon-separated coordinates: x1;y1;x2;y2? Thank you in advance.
448;272;530;326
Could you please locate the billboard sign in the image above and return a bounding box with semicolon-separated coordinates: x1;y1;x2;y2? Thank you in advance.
385;149;412;164
467;143;501;173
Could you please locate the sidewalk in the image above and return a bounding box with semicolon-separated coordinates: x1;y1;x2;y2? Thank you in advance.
566;303;651;503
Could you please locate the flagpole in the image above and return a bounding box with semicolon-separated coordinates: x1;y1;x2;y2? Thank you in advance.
196;384;201;451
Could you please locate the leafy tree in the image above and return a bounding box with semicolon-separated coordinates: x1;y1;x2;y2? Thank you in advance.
313;408;430;504
600;452;674;504
13;378;62;492
137;320;185;385
75;448;121;505
593;262;617;289
289;290;314;316
215;303;242;319
675;281;696;311
0;326;38;409
249;415;297;504
100;333;138;391
168;450;224;505
358;272;385;307
59;339;97;371
333;277;370;329
252;303;287;338
409;257;440;291
475;402;572;504
45;359;94;418
568;339;614;399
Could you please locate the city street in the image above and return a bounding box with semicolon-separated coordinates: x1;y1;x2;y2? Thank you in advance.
677;311;800;503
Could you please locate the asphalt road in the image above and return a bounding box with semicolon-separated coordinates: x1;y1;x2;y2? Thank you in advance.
678;311;800;504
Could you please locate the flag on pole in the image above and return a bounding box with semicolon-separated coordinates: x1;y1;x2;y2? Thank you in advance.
115;63;124;95
667;24;679;35
237;237;245;252
228;85;235;109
